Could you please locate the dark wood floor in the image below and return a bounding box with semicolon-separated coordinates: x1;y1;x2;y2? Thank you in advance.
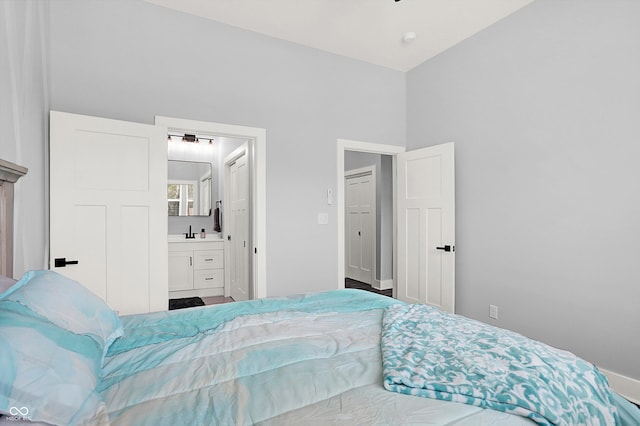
345;278;393;298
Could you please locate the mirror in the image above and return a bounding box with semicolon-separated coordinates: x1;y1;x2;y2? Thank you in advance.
168;160;212;216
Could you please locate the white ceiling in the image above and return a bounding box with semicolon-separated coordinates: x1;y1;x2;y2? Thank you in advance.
144;0;534;72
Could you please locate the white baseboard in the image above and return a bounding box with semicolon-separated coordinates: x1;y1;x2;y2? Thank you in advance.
378;279;393;290
600;368;640;405
372;279;393;290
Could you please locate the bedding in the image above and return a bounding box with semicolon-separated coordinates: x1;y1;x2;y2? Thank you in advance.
99;291;401;424
98;290;535;425
381;303;619;425
0;297;109;425
1;271;639;425
0;271;122;425
0;271;123;355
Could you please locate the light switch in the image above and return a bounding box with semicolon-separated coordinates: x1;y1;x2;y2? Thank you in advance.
318;213;329;225
327;188;333;205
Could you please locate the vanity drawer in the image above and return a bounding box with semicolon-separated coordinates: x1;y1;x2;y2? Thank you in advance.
193;250;223;269
194;269;224;289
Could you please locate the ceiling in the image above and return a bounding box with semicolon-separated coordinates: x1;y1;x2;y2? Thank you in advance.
144;0;534;72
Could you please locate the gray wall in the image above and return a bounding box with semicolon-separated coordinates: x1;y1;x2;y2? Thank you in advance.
407;0;640;380
8;0;636;382
0;1;50;278
344;151;393;282
47;0;406;296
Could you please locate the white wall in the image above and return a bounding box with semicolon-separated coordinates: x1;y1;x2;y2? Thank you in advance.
0;1;50;278
407;0;640;380
46;0;406;296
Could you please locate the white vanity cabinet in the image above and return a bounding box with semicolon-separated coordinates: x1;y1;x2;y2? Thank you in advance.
168;239;224;298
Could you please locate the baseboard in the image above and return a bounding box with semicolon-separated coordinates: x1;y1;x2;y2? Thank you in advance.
600;368;640;405
372;279;393;290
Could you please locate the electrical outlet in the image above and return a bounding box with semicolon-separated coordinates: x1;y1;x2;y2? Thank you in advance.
489;304;498;319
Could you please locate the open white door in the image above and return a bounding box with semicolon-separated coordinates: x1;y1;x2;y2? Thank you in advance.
225;144;250;301
397;142;455;313
50;111;168;315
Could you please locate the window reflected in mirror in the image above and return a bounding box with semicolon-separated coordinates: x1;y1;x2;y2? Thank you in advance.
167;160;212;216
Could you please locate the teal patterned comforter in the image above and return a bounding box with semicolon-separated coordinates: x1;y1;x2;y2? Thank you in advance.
381;303;620;425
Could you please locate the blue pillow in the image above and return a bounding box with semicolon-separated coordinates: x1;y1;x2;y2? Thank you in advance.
0;270;123;355
0;301;110;425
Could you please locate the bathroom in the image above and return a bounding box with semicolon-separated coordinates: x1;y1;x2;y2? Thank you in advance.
166;131;249;303
167;132;247;238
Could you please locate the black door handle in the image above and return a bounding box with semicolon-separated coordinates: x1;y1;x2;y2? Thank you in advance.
435;245;454;252
54;257;79;267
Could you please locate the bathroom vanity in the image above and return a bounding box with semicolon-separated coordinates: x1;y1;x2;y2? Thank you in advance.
168;236;225;299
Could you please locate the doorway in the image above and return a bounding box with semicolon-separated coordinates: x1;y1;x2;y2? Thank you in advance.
337;140;404;297
336;139;456;312
156;116;267;300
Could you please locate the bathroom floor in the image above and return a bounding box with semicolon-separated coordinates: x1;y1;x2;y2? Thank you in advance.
202;295;235;305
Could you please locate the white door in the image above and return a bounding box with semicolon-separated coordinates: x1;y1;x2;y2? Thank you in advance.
49;111;168;315
345;169;375;285
397;142;455;313
225;145;249;301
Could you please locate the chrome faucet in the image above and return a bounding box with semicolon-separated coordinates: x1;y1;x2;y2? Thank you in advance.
185;225;196;239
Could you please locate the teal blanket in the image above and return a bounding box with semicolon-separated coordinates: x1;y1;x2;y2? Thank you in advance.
100;290;400;425
381;304;620;425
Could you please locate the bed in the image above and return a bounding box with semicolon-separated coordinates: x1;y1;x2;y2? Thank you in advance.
1;271;639;425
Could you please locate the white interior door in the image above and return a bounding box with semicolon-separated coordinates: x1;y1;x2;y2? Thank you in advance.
345;169;375;285
225;145;249;301
49;111;168;315
397;142;455;313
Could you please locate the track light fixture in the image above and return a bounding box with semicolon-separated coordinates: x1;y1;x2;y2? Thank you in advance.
167;133;214;144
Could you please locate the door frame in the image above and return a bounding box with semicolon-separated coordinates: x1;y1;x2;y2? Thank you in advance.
344;165;376;286
156;116;267;299
336;139;405;292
